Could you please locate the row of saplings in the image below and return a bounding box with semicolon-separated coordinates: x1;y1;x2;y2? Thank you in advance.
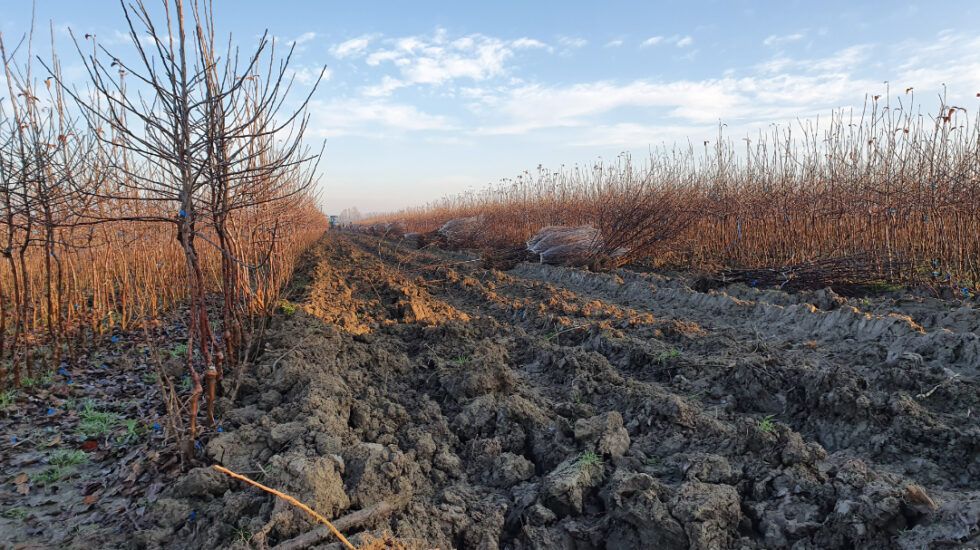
359;217;629;270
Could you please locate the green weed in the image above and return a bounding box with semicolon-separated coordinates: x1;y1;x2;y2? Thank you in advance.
279;300;297;315
578;450;603;469
32;466;67;485
170;343;188;358
2;506;28;520
657;348;680;365
0;389;15;410
758;414;777;434
79;405;119;437
116;419;143;444
49;449;89;468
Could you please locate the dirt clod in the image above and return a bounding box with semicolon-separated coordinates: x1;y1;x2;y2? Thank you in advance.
573;411;630;458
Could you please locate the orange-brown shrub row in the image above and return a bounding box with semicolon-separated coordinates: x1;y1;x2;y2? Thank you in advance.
0;7;329;391
368;96;980;287
0;194;325;349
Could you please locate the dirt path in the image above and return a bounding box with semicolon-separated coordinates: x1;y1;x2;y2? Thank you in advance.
141;232;979;549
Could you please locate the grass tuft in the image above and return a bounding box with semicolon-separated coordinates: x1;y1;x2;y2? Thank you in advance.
758;414;777;434
2;507;29;520
577;450;603;469
49;449;89;468
0;389;15;410
79;405;119;438
657;348;681;365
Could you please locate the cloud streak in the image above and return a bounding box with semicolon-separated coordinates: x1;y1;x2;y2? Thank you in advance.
470;34;980;139
763;32;805;47
330;35;375;58
642;35;693;48
308;99;452;138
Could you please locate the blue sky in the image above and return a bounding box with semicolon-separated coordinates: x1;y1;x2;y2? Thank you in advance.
3;1;980;213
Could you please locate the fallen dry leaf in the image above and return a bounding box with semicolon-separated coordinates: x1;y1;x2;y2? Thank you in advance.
83;494;99;505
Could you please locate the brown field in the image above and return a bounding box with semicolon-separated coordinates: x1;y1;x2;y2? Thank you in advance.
9;231;960;549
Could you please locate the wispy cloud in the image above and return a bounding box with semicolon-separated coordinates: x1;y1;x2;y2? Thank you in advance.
557;36;588;49
642;35;693;48
471;34;980;138
293;31;317;45
755;44;871;74
512;37;550;50
362;75;405;97
289;65;331;86
675;35;694;47
605;39;625;48
321;27;980;163
763;32;806;47
474;79;744;134
330;34;375;58
309;99;452;137
365;50;402;66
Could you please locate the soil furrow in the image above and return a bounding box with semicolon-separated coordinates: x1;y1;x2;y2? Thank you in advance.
141;233;980;550
344;235;977;487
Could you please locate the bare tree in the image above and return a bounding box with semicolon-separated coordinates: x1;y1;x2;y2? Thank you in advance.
191;0;323;388
0;18;84;385
58;0;324;457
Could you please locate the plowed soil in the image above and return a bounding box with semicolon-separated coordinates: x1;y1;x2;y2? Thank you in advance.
141;232;979;549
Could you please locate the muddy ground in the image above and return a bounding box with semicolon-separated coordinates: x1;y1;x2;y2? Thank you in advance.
0;316;199;549
130;232;980;549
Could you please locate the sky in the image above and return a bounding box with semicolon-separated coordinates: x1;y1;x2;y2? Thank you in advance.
2;0;980;214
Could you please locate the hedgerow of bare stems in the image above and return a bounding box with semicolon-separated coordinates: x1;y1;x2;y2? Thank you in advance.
370;90;980;289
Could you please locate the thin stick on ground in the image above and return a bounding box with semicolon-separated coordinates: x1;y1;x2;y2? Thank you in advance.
212;464;356;550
